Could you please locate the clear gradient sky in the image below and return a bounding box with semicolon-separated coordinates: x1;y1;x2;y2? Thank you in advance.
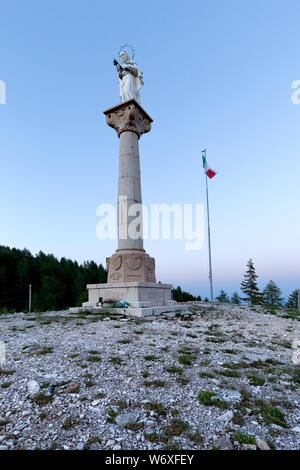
1;0;299;300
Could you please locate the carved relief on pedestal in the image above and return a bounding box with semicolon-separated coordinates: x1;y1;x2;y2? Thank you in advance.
107;253;123;282
111;254;122;271
126;254;142;271
104;100;152;139
144;256;156;282
107;251;156;283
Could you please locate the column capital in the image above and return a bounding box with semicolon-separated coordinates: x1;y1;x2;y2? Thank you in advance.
103;99;153;139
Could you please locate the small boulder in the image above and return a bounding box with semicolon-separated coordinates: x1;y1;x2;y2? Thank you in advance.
215;436;234;450
115;411;139;428
216;390;243;404
90;442;101;450
216;410;234;422
255;438;270;450
76;442;85;450
242;444;257;451
64;382;80;394
25;344;41;353
27;380;40;396
291;426;300;433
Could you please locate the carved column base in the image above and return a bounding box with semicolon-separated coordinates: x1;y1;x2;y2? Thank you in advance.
107;250;156;283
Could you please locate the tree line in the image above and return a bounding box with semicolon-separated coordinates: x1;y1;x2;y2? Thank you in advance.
215;258;299;308
0;245;106;312
0;248;298;312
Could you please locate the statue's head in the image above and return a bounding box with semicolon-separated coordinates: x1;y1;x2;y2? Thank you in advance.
120;51;132;64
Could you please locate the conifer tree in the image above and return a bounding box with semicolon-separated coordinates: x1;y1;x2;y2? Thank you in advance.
216;290;229;302
286;290;299;309
263;280;283;306
231;292;241;304
240;258;262;305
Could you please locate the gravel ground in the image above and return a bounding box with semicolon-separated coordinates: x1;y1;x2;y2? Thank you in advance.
0;302;299;451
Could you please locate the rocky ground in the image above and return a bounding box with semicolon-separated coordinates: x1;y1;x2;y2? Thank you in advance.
0;302;299;451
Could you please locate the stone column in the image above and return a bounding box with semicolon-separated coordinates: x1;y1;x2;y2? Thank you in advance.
118;130;143;251
103;99;156;283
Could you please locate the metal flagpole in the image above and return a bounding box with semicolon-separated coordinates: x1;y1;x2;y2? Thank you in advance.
203;149;214;301
29;284;32;314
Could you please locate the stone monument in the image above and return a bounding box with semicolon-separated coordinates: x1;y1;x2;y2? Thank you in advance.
74;46;186;317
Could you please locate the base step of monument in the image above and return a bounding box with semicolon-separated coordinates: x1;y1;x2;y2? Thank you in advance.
69;304;187;318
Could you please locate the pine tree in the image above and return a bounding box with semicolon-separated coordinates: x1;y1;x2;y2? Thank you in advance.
0;245;107;311
172;286;201;302
216;290;229;302
231;292;241;304
263;280;283;306
286;290;299;309
241;258;262;305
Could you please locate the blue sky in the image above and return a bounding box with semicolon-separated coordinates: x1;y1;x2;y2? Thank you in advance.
1;0;299;300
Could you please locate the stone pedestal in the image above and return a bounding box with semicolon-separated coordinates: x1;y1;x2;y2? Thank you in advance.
85;282;175;308
75;282;185;318
107;251;155;283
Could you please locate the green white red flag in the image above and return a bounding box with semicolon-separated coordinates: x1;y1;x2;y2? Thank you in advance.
202;152;217;179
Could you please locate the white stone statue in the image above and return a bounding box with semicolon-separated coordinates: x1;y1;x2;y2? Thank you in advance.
114;50;143;104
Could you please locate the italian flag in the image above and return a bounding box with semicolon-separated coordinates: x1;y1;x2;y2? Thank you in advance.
202;152;217;179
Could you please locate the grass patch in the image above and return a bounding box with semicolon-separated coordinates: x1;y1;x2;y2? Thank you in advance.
187;432;203;445
163;419;189;437
234;432;255;444
1;381;12;389
199;372;215;379
222;349;238;355
197;390;227;409
205;337;225;344
88;436;101;445
144;355;158;361
62;417;79;430
292;367;300;385
143;380;166;388
232;412;245;425
222;362;248;370
248;374;265;386
0;419;10;426
176;377;190;385
197;390;216;405
260;403;287;427
144;433;160;443
216;369;241;378
38;347;53;355
88;355;101;362
144;402;167;417
31;393;53;406
178;355;193;366
165;365;182;374
110;356;122;365
106;408;117;423
84;380;94;387
0;369;15;376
